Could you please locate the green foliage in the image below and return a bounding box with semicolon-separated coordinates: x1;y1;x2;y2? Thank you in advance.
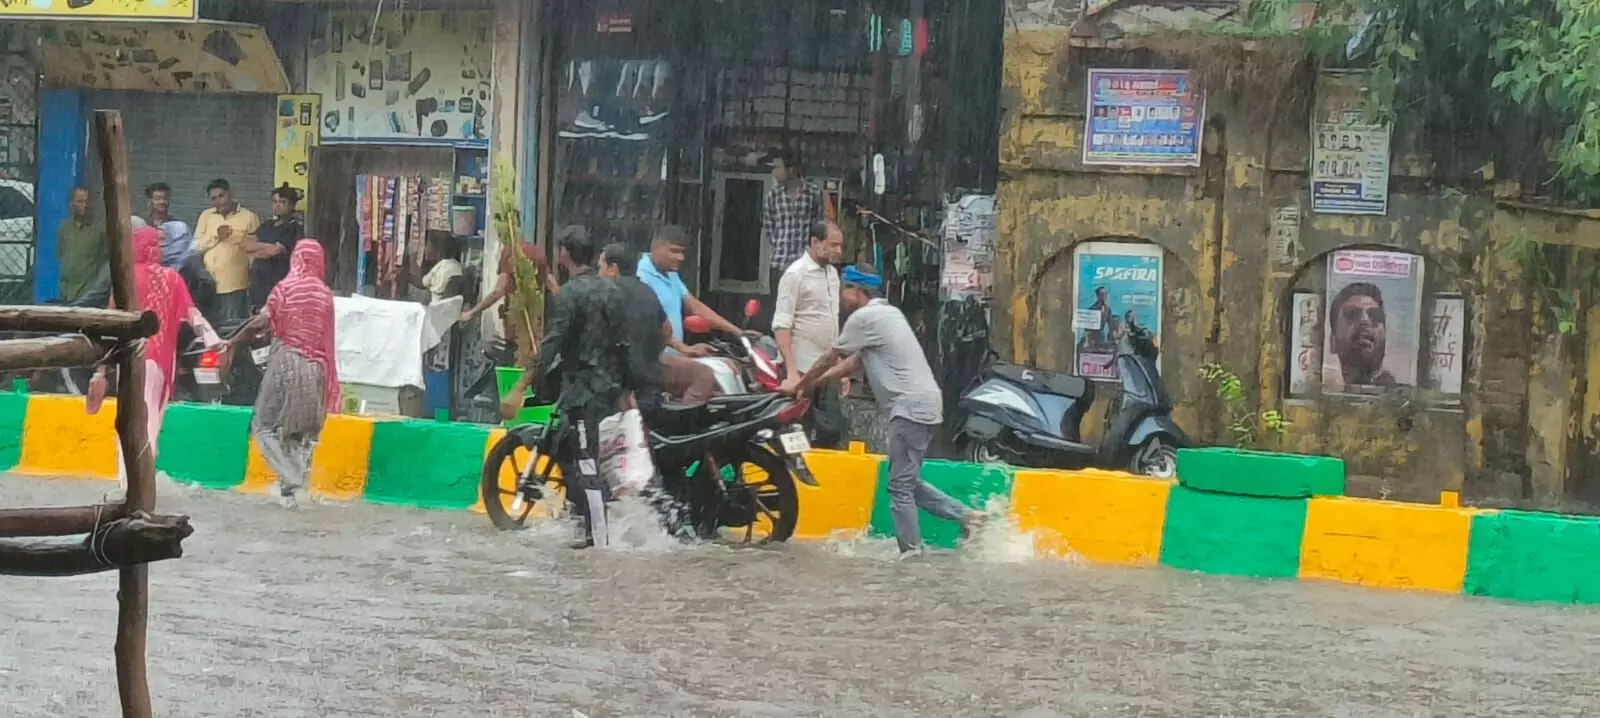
1501;228;1600;335
1302;0;1600;202
492;156;543;368
1199;363;1291;449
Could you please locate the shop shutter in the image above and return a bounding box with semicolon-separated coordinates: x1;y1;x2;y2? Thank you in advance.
86;92;277;225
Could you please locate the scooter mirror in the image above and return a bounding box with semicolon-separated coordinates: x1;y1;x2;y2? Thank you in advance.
743;299;762;319
683;315;712;334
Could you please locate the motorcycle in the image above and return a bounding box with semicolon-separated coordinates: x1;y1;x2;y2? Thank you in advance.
480;389;816;543
681;298;784;395
951;319;1189;477
187;318;269;405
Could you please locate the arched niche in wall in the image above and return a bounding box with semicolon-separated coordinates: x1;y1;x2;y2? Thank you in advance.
1280;244;1469;405
1025;235;1200;384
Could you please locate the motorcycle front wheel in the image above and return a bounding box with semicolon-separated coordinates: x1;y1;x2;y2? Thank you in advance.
1130;438;1178;478
964;439;1009;467
481;429;564;530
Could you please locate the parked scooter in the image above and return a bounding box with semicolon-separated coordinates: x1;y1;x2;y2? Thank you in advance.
951;319;1189;477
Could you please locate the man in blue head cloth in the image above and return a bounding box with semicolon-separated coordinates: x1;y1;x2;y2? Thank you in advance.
788;266;986;557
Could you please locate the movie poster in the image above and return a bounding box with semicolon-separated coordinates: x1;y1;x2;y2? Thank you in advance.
1321;249;1423;393
1072;242;1163;380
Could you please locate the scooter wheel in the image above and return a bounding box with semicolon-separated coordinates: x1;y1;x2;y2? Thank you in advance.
1131;438;1178;478
965;440;1008;466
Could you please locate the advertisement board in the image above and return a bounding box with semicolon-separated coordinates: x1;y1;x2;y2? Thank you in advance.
1072;241;1163;380
1083;69;1204;167
0;0;196;21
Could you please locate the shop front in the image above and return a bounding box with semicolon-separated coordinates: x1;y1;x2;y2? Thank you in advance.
539;0;1004;346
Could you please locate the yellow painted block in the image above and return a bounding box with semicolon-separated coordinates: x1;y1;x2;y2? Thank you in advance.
790;449;880;540
1011;469;1172;566
1298;496;1474;593
18;395;120;480
239;415;376;500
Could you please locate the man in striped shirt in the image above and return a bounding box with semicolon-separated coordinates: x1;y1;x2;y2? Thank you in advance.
761;149;822;330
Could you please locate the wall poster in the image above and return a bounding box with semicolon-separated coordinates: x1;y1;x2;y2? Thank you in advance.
0;0;195;20
274;94;321;216
1322;249;1423;393
1072;241;1163;380
1288;291;1321;397
1311;71;1392;215
1083;69;1204;167
1428;294;1465;395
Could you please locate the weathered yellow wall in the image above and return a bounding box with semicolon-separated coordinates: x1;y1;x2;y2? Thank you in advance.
996;27;1600;506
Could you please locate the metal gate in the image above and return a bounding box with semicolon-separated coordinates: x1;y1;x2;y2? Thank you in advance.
0;28;38;304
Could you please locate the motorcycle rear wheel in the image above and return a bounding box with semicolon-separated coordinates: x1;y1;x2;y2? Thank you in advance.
726;446;801;543
481;430;563;530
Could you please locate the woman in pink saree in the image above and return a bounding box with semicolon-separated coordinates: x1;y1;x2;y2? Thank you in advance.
236;240;339;508
89;226;223;493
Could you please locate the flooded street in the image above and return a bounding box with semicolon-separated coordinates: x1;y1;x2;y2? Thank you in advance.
4;475;1600;717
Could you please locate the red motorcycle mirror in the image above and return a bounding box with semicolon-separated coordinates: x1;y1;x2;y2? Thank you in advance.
743;299;761;319
683;315;712;334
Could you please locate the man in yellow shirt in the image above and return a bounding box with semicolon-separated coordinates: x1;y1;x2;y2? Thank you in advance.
194;178;261;326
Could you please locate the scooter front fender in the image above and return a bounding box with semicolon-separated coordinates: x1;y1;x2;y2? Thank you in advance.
1127;414;1191;449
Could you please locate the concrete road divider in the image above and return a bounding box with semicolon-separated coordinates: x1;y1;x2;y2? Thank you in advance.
3;391;1597;605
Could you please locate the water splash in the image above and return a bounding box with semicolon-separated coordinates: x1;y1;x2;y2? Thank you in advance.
963;496;1040;564
598;494;684;552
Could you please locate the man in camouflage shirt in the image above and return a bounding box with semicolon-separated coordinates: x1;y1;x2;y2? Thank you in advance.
535;226;634;548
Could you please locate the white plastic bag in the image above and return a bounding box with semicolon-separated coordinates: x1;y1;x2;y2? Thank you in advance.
598;409;653;495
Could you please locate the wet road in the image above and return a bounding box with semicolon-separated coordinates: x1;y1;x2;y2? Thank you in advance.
4;475;1600;717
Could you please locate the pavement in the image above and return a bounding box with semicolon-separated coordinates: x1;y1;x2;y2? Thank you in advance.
3;474;1600;717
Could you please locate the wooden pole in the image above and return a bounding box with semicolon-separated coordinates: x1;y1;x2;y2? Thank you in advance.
0;503;124;538
0;512;193;577
0;335;119;372
95;110;154;718
0;306;157;339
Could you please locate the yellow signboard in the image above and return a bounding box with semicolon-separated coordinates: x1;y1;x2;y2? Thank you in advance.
275;94;321;217
0;0;196;21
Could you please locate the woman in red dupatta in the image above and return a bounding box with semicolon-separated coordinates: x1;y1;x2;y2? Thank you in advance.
91;226;222;494
240;240;338;508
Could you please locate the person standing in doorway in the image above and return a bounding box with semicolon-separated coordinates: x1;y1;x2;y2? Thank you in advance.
247;184;305;312
195;179;261;327
235;241;339;509
775;221;845;448
760;149;822;330
57;187;106;305
638;224;741;355
416;232;465;304
788;267;985;557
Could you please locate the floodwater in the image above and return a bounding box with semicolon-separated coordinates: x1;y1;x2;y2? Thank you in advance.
3;476;1600;717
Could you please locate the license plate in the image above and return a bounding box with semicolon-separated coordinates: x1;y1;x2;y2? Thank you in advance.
251;346;272;365
195;368;220;384
779;430;811;455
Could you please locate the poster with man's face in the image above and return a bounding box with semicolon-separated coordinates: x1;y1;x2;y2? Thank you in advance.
1321;249;1423;393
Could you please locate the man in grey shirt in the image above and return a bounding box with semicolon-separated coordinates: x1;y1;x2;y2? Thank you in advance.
789;267;984;555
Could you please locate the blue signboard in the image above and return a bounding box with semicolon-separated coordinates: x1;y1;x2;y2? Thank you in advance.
1083;69;1204;167
1072;242;1164;380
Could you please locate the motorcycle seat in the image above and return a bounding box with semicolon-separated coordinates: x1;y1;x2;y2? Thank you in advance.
988;363;1091;399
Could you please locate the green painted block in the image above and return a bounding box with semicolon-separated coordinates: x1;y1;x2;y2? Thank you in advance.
1159;486;1307;579
1464;510;1600;604
155;402;254;489
869;459;1012;549
1175;447;1344;498
494;367;552;427
0;391;28;470
365;420;491;510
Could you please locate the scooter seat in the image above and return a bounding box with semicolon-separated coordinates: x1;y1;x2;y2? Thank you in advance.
988;363;1092;399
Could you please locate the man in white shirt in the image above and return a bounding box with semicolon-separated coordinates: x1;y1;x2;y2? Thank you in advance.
419;233;465;304
775;221;845;447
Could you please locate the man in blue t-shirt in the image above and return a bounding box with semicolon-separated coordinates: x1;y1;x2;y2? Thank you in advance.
636;225;741;355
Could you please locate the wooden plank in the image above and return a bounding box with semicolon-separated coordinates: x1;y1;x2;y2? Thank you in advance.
0;306;157;339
